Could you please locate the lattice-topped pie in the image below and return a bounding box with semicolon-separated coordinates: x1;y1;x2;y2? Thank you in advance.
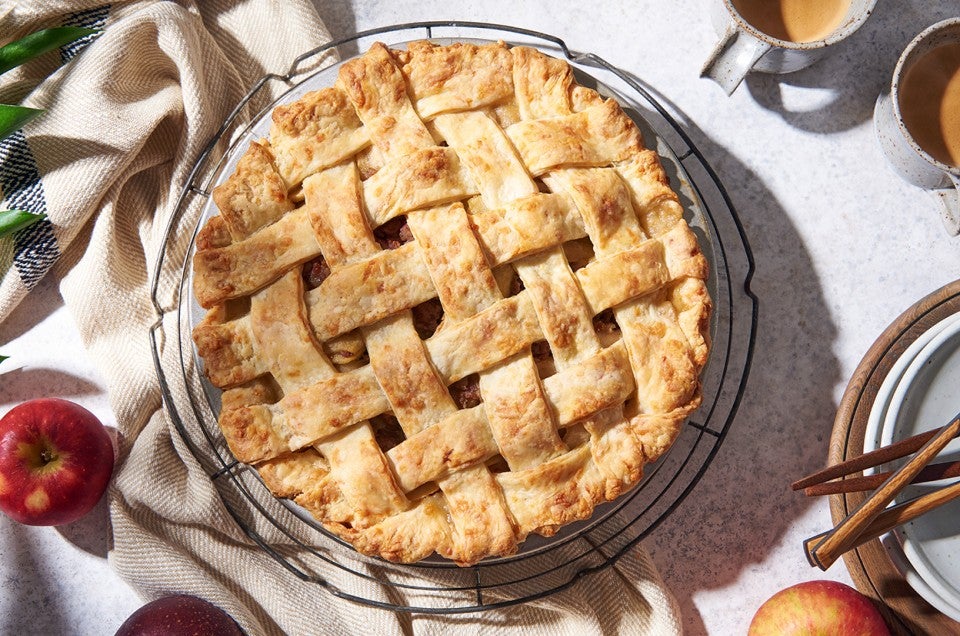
191;40;711;566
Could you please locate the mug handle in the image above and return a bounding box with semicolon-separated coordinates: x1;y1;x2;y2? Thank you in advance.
933;173;960;236
701;25;771;95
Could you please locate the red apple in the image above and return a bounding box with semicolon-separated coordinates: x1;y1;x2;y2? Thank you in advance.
115;595;242;636
749;580;890;635
0;398;114;525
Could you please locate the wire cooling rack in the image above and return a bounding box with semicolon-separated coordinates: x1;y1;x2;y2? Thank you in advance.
148;22;757;613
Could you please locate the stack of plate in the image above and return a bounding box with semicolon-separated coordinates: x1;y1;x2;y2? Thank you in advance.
863;312;960;621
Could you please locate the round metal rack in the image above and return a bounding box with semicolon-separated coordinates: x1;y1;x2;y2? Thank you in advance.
149;21;757;613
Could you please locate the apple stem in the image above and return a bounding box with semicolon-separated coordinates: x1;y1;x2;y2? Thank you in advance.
39;448;56;465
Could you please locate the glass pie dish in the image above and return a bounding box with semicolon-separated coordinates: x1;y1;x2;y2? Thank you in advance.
149;21;756;612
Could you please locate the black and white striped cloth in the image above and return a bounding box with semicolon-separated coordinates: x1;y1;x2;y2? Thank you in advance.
0;6;108;298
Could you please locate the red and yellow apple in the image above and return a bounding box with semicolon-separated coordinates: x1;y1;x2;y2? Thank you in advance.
749;580;890;635
115;595;242;636
0;398;114;526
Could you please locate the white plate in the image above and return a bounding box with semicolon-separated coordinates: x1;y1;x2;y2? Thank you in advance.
862;313;960;620
862;312;960;476
878;313;960;621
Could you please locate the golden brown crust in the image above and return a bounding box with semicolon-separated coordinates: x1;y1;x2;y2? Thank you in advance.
397;40;514;119
269;88;370;188
191;41;711;566
212;140;294;241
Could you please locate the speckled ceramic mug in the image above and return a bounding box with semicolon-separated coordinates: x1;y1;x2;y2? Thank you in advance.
701;0;877;95
874;18;960;235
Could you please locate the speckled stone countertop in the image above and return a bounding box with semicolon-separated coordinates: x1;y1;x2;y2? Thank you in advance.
2;1;959;634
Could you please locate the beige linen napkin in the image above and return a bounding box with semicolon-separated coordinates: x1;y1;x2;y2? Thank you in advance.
0;2;683;634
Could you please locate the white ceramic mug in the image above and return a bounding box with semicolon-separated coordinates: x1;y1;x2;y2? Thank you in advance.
874;18;960;235
701;0;877;95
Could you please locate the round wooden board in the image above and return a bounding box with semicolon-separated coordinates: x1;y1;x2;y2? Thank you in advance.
830;280;960;635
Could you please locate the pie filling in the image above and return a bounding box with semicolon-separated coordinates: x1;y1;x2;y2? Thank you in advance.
192;40;712;566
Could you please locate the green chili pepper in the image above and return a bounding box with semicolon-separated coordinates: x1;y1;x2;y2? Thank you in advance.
0;209;46;238
0;104;44;139
0;27;99;76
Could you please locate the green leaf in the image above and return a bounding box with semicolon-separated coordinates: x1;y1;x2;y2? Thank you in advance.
0;27;100;76
0;209;46;238
0;104;44;139
0;355;7;365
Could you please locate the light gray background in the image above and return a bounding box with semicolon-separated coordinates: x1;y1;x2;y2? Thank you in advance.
2;1;958;634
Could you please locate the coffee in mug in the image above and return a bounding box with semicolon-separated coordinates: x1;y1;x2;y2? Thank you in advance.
898;41;960;168
730;0;852;43
873;18;960;235
701;0;876;95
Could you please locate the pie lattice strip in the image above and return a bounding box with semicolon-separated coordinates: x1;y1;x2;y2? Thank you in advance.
506;80;658;499
195;222;702;399
194;161;701;315
344;43;523;562
192;40;712;565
